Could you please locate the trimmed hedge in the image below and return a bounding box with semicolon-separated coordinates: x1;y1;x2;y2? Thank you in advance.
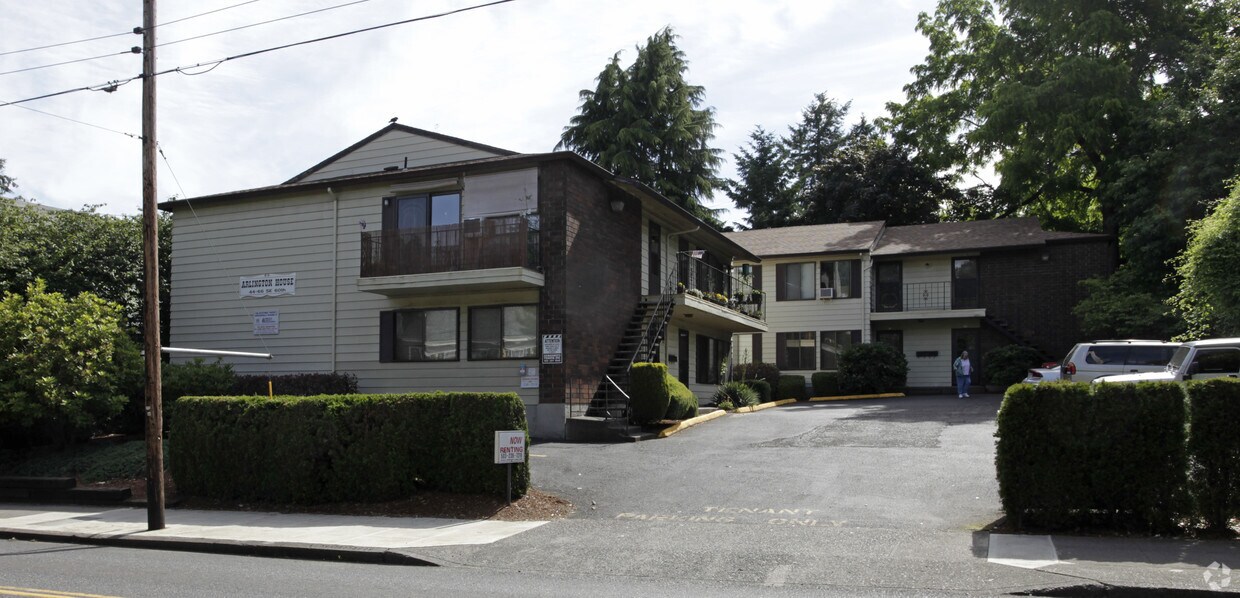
839;343;907;393
731;362;780;390
630;363;672;424
996;382;1189;531
777;375;808;401
982;345;1044;387
169;392;529;503
1187;379;1240;530
233;372;359;396
811;371;840;397
665;375;699;420
743;379;772;403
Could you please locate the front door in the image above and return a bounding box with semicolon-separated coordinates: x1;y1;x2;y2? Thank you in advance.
649;221;662;294
678;329;690;384
952;257;979;309
875;262;902;312
951;329;981;388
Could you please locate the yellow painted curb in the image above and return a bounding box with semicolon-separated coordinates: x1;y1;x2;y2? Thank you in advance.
809;392;906;402
734;398;798;413
659;409;727;438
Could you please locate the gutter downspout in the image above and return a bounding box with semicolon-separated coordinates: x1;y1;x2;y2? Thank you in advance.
327;187;339;372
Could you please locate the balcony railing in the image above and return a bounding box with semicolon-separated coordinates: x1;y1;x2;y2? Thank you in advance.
671;253;765;321
874;281;979;312
360;216;539;278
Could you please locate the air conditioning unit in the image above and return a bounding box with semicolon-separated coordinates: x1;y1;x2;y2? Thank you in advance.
818;287;834;300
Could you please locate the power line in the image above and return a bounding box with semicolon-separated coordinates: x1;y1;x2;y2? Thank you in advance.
0;0;263;57
0;48;139;77
159;0;373;49
0;0;373;78
13;104;140;138
0;0;516;108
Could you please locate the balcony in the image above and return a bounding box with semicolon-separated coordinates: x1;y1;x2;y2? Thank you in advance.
654;254;767;333
358;216;542;296
870;281;985;321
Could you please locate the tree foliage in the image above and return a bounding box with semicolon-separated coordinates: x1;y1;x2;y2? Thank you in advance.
558;27;724;226
889;0;1240;281
0;281;140;446
0;191;170;344
729;93;946;229
1170;180;1240;338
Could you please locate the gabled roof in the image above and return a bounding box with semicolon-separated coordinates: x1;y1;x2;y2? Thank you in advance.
871;217;1108;256
724;221;886;259
284;123;518;184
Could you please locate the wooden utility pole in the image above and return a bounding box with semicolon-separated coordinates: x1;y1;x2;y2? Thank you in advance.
141;0;165;531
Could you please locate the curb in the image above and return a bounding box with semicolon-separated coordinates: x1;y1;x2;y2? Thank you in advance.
733;398;797;413
0;528;440;567
658;409;727;438
808;392;906;402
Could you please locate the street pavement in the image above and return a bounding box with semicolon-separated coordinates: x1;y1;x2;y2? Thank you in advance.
2;395;1237;595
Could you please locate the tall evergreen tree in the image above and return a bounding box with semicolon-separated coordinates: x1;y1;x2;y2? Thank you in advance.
559;27;723;226
726;127;793;229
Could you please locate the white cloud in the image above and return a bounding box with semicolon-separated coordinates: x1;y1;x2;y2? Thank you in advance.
0;0;937;218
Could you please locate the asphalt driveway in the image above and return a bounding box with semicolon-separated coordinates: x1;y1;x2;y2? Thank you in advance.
532;394;1005;532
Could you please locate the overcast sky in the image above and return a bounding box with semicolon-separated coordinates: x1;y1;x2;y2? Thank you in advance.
1;0;939;227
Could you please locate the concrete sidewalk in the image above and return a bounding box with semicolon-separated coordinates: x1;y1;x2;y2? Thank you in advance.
0;503;546;566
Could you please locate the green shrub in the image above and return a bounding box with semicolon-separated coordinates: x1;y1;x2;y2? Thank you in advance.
630;363;671;424
811;371;840;397
169;392;529;503
0;280;139;447
839;343;907;393
232;372;358;396
665;375;699;420
983;345;1044;387
996;382;1188;531
714;381;758;408
777;375;807;401
730;362;780;390
743;379;772;403
1186;379;1240;530
716;400;735;411
996;383;1097;529
162;358;236;401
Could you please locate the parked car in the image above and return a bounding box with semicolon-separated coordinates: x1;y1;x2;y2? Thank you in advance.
1093;338;1240;384
1022;365;1060;384
1059;340;1182;383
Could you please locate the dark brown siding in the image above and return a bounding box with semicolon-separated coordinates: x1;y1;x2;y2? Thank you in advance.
537;161;642;408
977;238;1114;359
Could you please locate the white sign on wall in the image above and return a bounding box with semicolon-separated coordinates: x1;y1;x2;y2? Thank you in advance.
494;430;526;464
240;273;296;298
541;334;563;365
253;310;279;335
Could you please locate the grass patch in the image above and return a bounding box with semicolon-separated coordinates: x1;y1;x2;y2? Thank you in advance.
0;441;159;483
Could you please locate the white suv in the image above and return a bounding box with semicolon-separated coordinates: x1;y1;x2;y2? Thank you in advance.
1093;338;1240;384
1059;340;1182;383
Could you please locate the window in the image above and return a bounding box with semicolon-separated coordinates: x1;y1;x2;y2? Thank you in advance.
1125;346;1177;366
696;334;728;384
819;260;861;299
777;332;816;370
469;305;537;360
380;308;458;362
820;330;861;370
952;257;979;309
385;192;461;230
776;263;816;301
875;330;904;353
1192;349;1240;374
1085;346;1129;365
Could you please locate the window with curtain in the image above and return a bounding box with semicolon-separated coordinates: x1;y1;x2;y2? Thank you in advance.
392;308;458;362
820;330;861;370
469;305;537;360
776;263;816;301
777;331;816;370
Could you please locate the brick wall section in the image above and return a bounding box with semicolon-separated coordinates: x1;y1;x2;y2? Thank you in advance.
537;161;642;408
978;238;1114;360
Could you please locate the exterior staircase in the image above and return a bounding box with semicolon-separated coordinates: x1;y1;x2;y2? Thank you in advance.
982;315;1056;362
585;297;675;420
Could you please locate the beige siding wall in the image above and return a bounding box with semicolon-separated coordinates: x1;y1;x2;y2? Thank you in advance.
757;254;871;376
298;130;503;182
872;319;978;388
662;323;731;399
168;171;542;406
